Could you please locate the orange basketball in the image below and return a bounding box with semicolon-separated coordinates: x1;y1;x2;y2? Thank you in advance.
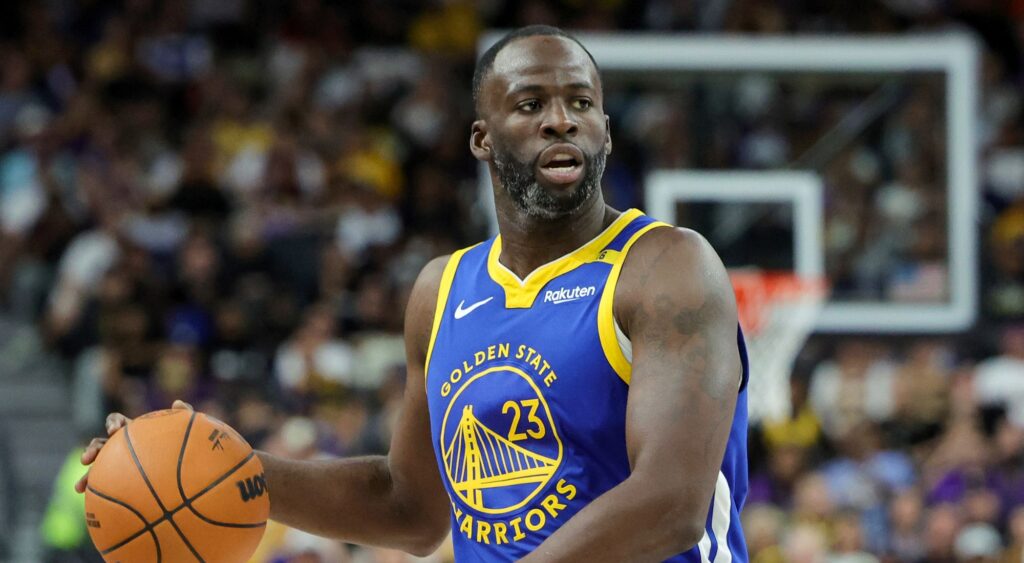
84;409;270;563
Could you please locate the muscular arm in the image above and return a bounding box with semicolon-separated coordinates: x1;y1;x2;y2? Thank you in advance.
522;228;741;562
258;256;452;556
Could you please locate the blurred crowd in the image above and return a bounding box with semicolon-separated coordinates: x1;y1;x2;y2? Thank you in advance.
0;0;1022;562
748;330;1024;563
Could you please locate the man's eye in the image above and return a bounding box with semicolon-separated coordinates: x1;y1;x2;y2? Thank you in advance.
519;101;540;112
573;99;592;110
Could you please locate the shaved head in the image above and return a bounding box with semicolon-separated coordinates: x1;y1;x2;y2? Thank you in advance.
473;25;601;117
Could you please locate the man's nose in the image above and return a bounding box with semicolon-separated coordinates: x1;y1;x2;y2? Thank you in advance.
541;102;578;138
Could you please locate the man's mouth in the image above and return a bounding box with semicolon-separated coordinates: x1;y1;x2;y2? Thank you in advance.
537;144;585;186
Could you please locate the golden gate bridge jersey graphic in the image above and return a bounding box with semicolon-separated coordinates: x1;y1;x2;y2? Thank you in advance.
444;404;558;510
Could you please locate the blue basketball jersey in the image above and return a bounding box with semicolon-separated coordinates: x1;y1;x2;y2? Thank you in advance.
424;209;750;562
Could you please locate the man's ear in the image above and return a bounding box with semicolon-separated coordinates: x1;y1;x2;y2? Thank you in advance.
604;115;612;156
470;120;492;162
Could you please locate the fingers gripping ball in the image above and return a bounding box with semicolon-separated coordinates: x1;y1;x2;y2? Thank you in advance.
84;409;270;563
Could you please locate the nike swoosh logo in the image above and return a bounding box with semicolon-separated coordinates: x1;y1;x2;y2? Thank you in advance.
454;297;493;319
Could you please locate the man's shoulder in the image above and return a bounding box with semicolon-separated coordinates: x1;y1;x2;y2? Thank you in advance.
624;224;717;277
411;254;454;310
405;255;453;353
615;223;735;323
420;254;453;285
411;239;496;302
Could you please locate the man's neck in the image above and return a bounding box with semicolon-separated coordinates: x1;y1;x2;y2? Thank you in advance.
494;196;618;280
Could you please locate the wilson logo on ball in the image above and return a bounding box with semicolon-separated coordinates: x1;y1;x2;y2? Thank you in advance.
85;512;101;529
236;473;268;502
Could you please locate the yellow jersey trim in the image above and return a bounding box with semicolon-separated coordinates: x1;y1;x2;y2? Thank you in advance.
487;209;644;309
597;222;673;385
425;247;474;381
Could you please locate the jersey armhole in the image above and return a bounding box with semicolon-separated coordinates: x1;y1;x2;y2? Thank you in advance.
424;247;472;383
614;317;632;364
597;222;672;385
737;326;751;392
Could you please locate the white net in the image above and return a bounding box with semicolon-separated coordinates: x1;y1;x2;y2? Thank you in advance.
731;271;826;423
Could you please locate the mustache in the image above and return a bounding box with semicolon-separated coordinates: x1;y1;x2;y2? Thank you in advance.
496;142;589;170
536;142;585;167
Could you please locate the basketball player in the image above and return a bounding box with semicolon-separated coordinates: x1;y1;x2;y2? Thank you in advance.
79;25;749;562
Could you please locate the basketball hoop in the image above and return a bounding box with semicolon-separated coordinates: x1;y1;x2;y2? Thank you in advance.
730;270;827;423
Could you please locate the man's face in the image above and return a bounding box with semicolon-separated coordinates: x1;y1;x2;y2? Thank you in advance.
473;36;611;220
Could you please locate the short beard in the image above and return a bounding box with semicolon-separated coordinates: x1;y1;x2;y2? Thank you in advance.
492;145;606;220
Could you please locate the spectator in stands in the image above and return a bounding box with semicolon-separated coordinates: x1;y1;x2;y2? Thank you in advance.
830;510;880;563
887;489;926;562
985;205;1024;319
809;341;896;440
743;504;787;563
923;504;961;563
781;522;830;563
974;325;1024;426
1002;506;1024;562
39;442;101;563
954;523;1002;563
891;341;953;445
274;302;356;407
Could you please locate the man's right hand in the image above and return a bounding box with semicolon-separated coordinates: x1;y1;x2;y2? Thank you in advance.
74;400;194;494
